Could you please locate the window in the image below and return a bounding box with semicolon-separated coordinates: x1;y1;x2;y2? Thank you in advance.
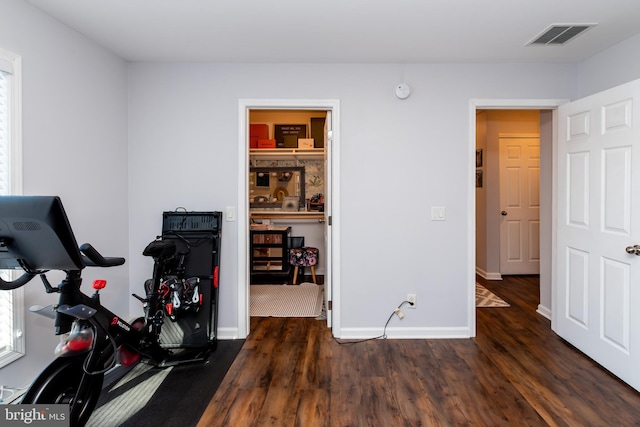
0;48;24;368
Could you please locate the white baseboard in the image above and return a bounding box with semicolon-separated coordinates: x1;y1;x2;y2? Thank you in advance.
536;304;551;320
337;326;471;340
475;267;502;280
216;327;243;340
219;325;472;340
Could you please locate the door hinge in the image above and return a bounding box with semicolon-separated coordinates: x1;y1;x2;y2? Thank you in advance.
328;216;332;226
327;300;332;311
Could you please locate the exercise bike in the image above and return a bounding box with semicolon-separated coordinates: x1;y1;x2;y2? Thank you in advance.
0;196;211;426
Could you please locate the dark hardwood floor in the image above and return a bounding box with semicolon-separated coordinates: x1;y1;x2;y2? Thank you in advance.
198;275;640;426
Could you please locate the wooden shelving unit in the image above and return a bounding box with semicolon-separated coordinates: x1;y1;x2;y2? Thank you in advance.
249;148;324;160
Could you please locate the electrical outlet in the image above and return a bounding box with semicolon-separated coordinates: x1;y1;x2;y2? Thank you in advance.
407;293;417;308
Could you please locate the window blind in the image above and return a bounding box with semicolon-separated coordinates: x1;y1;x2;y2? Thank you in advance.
0;71;9;195
0;51;23;367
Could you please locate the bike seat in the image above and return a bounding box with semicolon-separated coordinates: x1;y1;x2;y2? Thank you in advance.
143;240;176;259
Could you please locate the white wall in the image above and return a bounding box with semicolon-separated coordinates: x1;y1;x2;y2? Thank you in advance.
0;1;129;386
579;33;640;97
128;62;578;338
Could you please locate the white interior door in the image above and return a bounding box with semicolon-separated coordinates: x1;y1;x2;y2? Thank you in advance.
556;78;640;391
323;110;332;327
499;136;540;275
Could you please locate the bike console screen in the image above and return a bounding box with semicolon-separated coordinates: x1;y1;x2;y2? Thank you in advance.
0;196;85;271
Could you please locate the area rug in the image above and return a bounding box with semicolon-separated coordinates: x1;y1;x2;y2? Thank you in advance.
87;339;244;427
250;282;324;317
476;283;510;307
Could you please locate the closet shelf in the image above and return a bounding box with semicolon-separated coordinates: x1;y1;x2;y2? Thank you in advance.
249;148;324;160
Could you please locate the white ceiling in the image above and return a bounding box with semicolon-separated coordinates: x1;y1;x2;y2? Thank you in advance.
23;0;640;63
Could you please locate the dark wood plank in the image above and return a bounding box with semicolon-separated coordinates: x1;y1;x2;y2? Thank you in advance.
294;389;330;427
198;276;640;426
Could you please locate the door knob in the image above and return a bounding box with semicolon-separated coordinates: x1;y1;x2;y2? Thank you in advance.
501;211;508;216
626;245;640;255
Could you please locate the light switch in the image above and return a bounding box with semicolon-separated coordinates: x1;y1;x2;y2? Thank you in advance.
431;207;446;221
226;206;236;222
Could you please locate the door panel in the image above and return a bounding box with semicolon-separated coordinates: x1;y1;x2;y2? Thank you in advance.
499;137;540;274
556;78;640;391
567;247;589;326
602;147;631;234
601;257;630;351
568;152;589;226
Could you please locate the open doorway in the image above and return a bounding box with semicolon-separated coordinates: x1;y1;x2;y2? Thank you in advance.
469;100;562;337
475;110;541;279
237;99;341;339
248;109;327;316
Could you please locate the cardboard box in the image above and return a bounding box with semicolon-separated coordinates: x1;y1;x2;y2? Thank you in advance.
311;118;325;148
250;124;269;149
298;138;314;149
250;124;269;138
257;139;276;149
284;135;298;148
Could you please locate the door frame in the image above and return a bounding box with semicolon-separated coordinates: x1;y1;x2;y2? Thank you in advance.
469;98;566;336
237;99;341;338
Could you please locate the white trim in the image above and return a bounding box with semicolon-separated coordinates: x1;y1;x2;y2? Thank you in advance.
339;326;470;340
537;304;552;320
469;98;567;339
216;327;241;340
237;99;340;338
237;104;249;339
475;267;502;281
0;293;24;366
550;109;559;331
474;99;568;109
328;107;341;335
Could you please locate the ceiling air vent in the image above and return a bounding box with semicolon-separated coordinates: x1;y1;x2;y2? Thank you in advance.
527;24;596;46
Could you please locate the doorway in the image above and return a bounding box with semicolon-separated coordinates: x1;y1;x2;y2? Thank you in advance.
470;100;564;337
237;99;341;339
476;111;541;278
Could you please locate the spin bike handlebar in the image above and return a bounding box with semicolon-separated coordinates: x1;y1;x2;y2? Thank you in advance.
0;271;37;290
79;243;125;267
0;243;124;291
